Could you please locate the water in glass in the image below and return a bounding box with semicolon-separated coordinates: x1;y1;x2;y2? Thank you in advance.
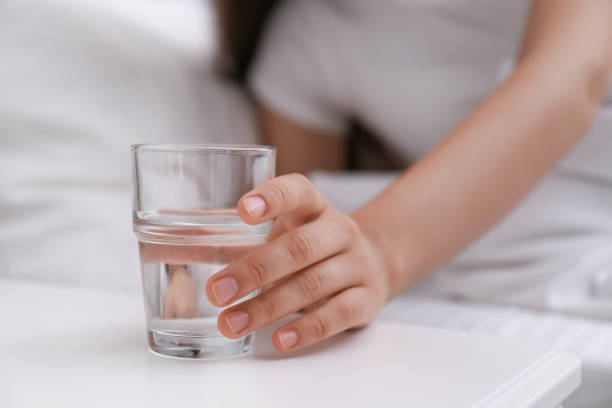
134;209;270;359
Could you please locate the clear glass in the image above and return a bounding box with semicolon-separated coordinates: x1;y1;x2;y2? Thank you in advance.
131;144;276;359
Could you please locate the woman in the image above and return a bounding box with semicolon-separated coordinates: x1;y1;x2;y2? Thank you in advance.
206;0;612;352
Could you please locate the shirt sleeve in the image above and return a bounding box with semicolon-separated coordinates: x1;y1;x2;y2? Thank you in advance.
248;0;349;136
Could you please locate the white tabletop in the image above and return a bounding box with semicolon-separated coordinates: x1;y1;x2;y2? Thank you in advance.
0;279;580;408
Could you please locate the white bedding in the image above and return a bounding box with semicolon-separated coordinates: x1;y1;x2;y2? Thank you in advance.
0;0;256;290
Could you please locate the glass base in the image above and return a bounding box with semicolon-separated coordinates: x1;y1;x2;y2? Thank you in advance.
147;329;253;360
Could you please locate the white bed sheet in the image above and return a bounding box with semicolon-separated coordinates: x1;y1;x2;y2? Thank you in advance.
0;0;256;291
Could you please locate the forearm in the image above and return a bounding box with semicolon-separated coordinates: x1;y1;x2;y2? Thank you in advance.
257;104;346;175
353;58;611;300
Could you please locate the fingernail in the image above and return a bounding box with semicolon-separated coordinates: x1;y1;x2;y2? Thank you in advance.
278;330;298;349
211;277;238;305
243;196;266;218
224;311;250;334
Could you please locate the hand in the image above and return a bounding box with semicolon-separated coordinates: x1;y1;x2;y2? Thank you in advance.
163;264;199;319
205;174;390;352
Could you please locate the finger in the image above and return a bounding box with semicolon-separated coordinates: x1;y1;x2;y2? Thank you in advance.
162;299;176;319
205;214;353;306
216;254;360;338
140;241;262;265
302;296;331;313
272;287;373;352
237;173;327;225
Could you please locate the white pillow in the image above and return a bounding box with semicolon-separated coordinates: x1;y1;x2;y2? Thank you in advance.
0;0;257;291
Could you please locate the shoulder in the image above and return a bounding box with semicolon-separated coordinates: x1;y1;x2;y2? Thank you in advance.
261;0;352;46
252;0;363;84
248;0;356;134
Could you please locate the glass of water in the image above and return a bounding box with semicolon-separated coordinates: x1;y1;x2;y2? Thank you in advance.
131;144;276;359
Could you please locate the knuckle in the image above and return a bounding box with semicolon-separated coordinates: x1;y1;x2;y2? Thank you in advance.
296;269;325;298
308;314;327;339
353;248;370;266
289;173;312;190
290;173;326;211
336;298;359;325
342;217;362;240
293;173;325;208
285;230;315;263
269;180;291;206
244;260;269;286
255;296;276;320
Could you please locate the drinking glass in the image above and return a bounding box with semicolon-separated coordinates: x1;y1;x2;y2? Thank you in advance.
131;144;276;359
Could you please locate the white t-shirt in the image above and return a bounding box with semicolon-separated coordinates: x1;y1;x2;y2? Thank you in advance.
250;0;612;316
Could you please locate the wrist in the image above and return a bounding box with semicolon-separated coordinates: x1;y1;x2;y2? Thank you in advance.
352;212;403;303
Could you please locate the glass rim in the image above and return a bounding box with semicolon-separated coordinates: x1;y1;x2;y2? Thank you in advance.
130;143;276;154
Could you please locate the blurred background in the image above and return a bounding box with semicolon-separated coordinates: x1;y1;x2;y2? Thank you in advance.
0;0;258;290
0;1;611;407
0;0;393;291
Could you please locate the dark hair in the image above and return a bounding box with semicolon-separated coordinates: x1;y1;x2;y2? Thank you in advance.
214;0;283;83
213;0;403;170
